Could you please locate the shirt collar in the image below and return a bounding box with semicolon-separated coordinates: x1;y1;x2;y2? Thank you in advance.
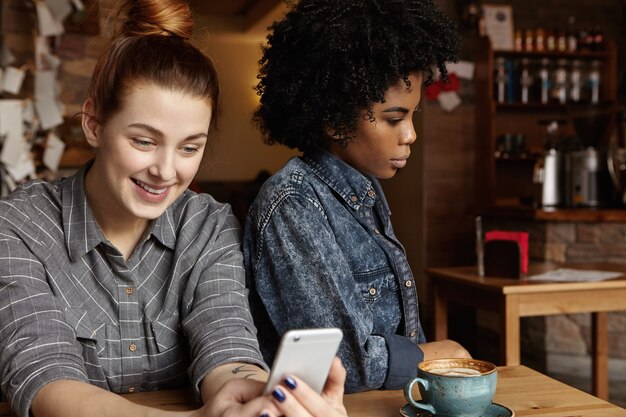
303;151;378;209
150;205;177;250
62;161;105;261
62;162;177;261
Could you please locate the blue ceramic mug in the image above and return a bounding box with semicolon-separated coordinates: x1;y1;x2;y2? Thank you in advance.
403;358;497;417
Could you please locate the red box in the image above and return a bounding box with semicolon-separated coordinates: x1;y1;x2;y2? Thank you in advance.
485;230;529;274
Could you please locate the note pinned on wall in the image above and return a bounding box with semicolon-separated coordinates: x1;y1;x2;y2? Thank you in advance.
481;4;514;51
0;100;25;168
35;96;64;130
43;132;66;172
1;43;15;66
2;66;26;95
36;2;65;37
46;0;74;23
5;150;36;182
35;70;58;99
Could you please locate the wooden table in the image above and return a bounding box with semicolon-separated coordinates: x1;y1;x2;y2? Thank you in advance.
0;366;621;416
428;262;626;401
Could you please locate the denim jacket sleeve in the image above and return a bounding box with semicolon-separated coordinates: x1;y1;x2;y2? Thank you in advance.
245;189;422;391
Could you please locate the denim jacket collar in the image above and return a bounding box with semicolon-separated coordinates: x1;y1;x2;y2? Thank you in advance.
303;151;379;210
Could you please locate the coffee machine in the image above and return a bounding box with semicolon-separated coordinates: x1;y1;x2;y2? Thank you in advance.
535;113;613;208
566;110;613;207
566;147;611;207
536;122;564;207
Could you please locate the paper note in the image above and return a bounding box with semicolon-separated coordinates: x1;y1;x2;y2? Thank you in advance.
1;168;17;193
5;150;36;182
22;99;35;124
36;2;65;37
0;100;25;167
45;53;62;70
526;268;624;282
35;70;58;99
437;91;462;112
35;96;64;130
46;0;73;23
447;61;475;80
1;43;16;66
34;36;51;70
482;4;514;51
2;66;26;95
43;132;66;172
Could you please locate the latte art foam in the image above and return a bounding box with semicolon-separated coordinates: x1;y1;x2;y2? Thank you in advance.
429;367;483;377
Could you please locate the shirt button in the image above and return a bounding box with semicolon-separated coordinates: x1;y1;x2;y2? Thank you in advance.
410;330;417;337
405;280;412;288
367;189;376;198
128;387;135;393
350;195;358;203
374;228;381;234
129;343;137;352
125;287;134;295
369;287;377;296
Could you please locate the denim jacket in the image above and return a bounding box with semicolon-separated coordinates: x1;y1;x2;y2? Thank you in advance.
243;151;425;392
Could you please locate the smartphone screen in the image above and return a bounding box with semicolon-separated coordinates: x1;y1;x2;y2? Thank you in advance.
264;328;343;394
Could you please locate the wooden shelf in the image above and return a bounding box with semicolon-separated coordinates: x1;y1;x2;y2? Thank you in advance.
482;206;626;222
494;48;611;60
495;101;616;112
474;35;619;211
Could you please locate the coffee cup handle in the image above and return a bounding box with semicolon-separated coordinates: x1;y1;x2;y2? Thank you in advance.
403;377;436;415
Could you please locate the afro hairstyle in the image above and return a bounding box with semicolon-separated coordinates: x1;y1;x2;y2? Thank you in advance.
253;0;460;153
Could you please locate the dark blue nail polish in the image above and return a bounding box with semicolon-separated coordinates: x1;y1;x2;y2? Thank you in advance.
260;413;270;417
272;387;286;402
284;376;297;390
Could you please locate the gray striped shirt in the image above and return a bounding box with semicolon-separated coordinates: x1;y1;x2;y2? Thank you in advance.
0;164;266;417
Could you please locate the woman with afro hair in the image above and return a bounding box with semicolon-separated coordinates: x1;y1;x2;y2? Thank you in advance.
244;0;471;392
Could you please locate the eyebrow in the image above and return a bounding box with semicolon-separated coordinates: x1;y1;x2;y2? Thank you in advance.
382;106;409;114
128;123;208;140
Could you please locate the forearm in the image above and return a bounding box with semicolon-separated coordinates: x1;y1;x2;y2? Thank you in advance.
200;362;268;402
31;380;193;417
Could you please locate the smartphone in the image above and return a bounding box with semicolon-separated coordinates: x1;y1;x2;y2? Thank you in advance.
264;328;343;395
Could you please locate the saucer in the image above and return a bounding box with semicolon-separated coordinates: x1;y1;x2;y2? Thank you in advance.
399;401;514;417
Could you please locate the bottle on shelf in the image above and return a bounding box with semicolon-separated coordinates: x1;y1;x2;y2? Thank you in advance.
551;59;568;104
535;28;545;52
538;58;551;104
579;27;594;51
556;29;567;52
591;27;604;51
587;60;601;104
546;29;556;51
569;60;582;103
566;16;578;52
514;29;524;51
519;58;533;104
524;28;534;52
495;57;508;104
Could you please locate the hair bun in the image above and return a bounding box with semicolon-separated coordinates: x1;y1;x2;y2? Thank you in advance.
121;0;193;39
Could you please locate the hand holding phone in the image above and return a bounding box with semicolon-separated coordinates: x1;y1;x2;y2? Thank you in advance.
264;328;343;395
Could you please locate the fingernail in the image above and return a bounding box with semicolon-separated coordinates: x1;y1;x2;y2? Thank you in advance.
284;376;297;390
272;387;286;402
260;413;270;417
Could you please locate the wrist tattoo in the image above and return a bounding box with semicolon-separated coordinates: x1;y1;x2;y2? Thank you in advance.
231;364;258;379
